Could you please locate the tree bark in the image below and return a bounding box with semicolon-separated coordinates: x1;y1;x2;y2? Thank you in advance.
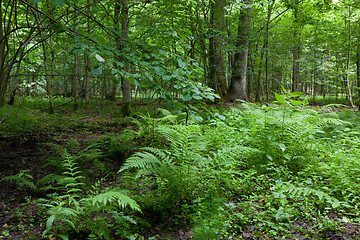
34;6;54;113
345;0;354;107
115;0;131;116
292;2;301;92
208;0;227;97
224;0;253;102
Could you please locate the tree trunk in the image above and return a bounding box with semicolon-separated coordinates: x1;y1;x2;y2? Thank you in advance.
292;2;301;92
224;0;253;102
345;0;354;107
265;0;275;102
357;43;360;107
84;0;91;108
0;1;9;107
208;0;227;97
34;6;54;113
115;0;132;116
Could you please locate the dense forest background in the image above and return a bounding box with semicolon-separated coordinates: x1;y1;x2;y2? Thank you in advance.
1;0;359;111
2;0;360;240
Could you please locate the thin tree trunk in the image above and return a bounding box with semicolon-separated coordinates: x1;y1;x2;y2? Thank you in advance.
265;0;275;102
292;1;301;92
34;7;54;113
84;0;91;107
346;0;354;107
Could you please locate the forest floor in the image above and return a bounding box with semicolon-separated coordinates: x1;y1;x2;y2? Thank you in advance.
0;103;360;239
0;106;195;239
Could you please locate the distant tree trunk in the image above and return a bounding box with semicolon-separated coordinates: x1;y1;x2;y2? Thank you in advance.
73;10;79;110
84;0;91;107
292;4;300;93
224;0;253;102
265;0;275;102
0;2;7;107
34;7;54;113
73;54;79;110
357;43;360;107
346;0;354;107
208;0;227;97
115;0;131;116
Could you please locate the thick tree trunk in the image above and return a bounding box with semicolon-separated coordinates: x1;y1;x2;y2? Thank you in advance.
224;0;253;102
208;0;227;97
115;0;131;116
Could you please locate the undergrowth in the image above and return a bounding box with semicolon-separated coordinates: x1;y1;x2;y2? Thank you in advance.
2;102;360;239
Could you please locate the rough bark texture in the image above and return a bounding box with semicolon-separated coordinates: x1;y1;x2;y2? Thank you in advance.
208;0;227;97
224;0;253;102
115;0;132;116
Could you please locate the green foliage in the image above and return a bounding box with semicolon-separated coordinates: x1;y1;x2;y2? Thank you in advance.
273;182;341;209
1;170;37;190
118;102;360;239
0;106;41;132
33;144;141;239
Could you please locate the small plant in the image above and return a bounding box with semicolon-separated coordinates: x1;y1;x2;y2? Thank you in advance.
36;146;141;239
1;170;37;190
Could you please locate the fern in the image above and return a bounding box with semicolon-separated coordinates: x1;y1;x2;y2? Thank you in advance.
119;147;175;178
1;169;37;190
39;145;140;239
85;189;141;212
274;182;341;208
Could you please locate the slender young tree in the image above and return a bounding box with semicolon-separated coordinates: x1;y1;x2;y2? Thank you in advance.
345;0;354;107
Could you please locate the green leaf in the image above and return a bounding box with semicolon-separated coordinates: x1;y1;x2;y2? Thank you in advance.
154;66;165;76
290;92;304;97
181;94;192;101
177;58;186;68
280;84;288;93
92;66;102;75
162;75;171;81
290;100;305;106
274;93;286;104
195;115;203;122
50;23;67;33
274;142;286;152
176;101;184;110
95;54;105;62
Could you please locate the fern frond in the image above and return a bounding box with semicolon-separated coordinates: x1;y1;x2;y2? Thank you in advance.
275;182;341;208
86;189;141;212
119;149;163;174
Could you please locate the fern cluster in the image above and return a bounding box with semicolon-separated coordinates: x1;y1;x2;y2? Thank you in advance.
119;102;360;239
35;144;141;239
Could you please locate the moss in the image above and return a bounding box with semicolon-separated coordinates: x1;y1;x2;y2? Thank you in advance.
121;102;132;117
